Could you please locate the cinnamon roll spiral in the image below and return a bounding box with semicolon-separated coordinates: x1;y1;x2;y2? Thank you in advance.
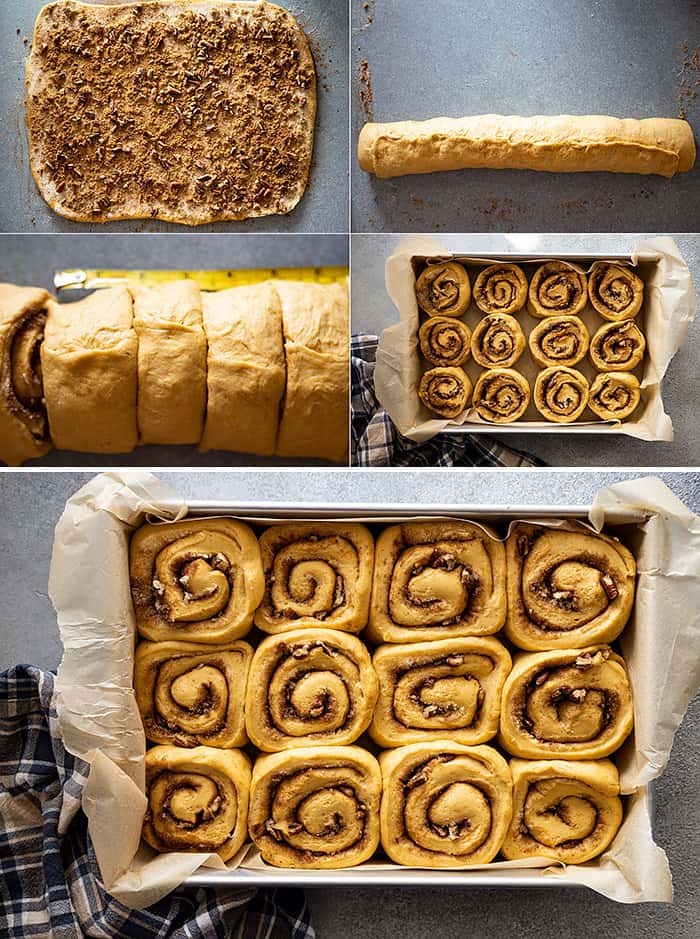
529;315;589;368
499;646;634;760
471;314;526;368
143;745;251;861
415;262;471;317
370;637;512;747
248;746;382;868
505;522;636;651
589;263;644;321
473;263;528;316
534;367;589;423
130;518;264;644
588;372;641;421
419;317;472;368
367;521;507;644
528;262;588;318
418;367;472;419
254;522;374;635
589;320;646;372
245;629;379;751
472;368;530;423
379;742;512;867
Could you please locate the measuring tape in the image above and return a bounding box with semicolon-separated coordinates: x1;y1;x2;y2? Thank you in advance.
54;266;349;292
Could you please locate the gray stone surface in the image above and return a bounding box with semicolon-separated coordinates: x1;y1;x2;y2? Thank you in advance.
351;232;700;467
0;469;698;937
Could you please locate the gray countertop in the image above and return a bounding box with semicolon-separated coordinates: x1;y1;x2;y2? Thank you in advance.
351;232;700;467
351;0;700;233
0;0;348;233
0;468;698;938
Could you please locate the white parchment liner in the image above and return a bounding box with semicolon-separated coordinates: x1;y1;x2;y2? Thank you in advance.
374;236;697;442
50;472;700;907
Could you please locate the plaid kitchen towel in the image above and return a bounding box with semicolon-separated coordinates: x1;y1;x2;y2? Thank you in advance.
351;335;544;468
0;666;314;939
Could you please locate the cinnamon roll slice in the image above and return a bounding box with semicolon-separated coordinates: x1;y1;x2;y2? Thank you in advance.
245;629;378;751
502;758;623;864
130;518;264;644
254;522;374;634
418;367;472;419
415;262;471;317
473;263;528;316
589;263;644;321
0;284;52;466
248;746;381;868
367;520;507;644
534;367;589;423
370;636;512;747
528;262;588;318
419;317;471;368
499;646;634;760
471;314;526;368
134;640;252;748
529;315;589;368
589;320;646;372
505;522;636;651
472;368;530;423
588;372;641;421
143;746;250;861
379;742;512;867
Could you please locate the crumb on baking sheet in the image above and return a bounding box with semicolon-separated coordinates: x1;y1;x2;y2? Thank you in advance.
677;42;699;120
359;59;373;122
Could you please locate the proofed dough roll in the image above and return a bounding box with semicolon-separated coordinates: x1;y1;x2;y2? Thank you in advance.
0;284;52;465
130;281;206;445
41;287;138;452
502;758;623;864
254;522;374;634
275;280;349;464
471;314;526;368
590;320;646;372
472;368;530;423
473;264;527;315
528;262;588;318
370;636;512;747
130;517;264;644
419;317;471;367
418;366;472;418
134;639;253;748
358;114;696;178
248;746;382;868
367;520;507;644
379;742;512;867
529;315;589;368
505;522;636;651
588;372;641;421
245;629;378;751
499;646;634;760
588;263;644;321
199;283;285;456
143;745;250;861
415;262;471;317
534;367;589;422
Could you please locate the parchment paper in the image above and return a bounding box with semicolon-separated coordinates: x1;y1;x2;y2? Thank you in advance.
50;472;700;906
374;236;697;442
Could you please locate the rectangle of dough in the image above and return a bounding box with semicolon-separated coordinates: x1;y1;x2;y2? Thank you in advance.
41;287;138;452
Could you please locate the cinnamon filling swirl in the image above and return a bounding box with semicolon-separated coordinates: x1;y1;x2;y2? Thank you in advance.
419;316;471;367
471;314;526;368
472;368;530;423
588;372;641;421
534;367;589;423
473;263;528;316
418;366;472;419
588;263;644;321
415;262;471;317
590;320;646;372
529;315;589;368
528;262;588;318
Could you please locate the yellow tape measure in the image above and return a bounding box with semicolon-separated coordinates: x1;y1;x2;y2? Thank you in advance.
54;266;349;292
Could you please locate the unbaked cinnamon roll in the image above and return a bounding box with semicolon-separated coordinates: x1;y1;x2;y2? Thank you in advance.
529;315;589;368
134;640;252;748
499;646;634;759
254;522;374;634
588;263;644;321
367;520;507;644
473;263;528;316
588;372;641;421
471;314;526;368
502;758;623;864
528;262;588;318
534;367;589;423
130;518;264;644
419;317;471;367
245;629;378;751
379;742;512;867
505;522;636;651
248;746;381;868
589;320;646;371
415;262;471;317
418;366;472;419
472;368;530;423
370;636;512;747
143;745;250;861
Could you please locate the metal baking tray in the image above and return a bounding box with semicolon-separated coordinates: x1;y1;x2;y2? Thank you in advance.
168;499;649;888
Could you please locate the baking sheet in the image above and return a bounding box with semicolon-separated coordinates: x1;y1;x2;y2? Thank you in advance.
351;0;700;233
0;0;348;233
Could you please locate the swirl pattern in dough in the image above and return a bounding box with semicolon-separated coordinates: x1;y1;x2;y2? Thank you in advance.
471;314;526;368
529;315;589;368
472;368;530;423
418;366;472;419
589;263;644;321
528;262;588;318
415;262;471;317
588;372;641;421
534;367;589;423
590;320;646;372
419;317;471;367
473;263;528;316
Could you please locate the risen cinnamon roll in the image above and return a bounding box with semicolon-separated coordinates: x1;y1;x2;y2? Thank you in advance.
528;262;588;318
505;522;636;651
534;367;589;423
143;746;250;861
415;262;471;317
130;518;264;644
254;522;374;634
367;520;507;644
473;263;528;316
418;366;472;419
470;314;526;368
529;315;589;368
379;742;512;867
248;746;381;868
370;636;512;747
419;317;471;367
245;629;378;751
589;320;646;372
499;646;634;760
588;263;644;321
588;372;641;421
472;368;530;423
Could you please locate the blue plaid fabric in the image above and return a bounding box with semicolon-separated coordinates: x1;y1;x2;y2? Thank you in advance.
0;666;314;939
351;335;544;468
